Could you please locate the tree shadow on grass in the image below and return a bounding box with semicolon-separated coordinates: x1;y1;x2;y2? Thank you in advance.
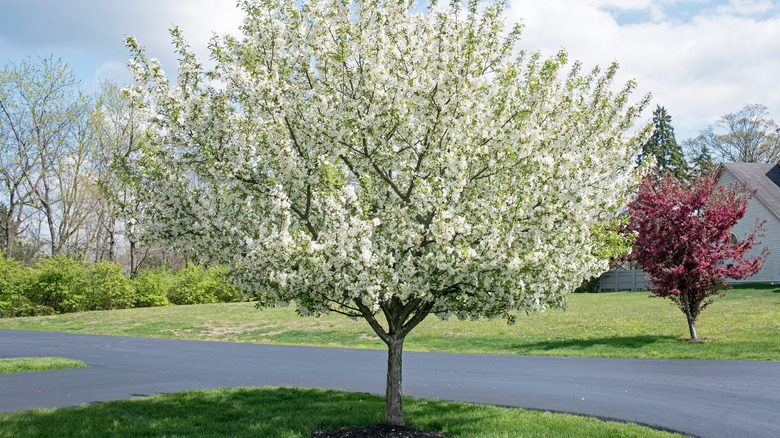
521;335;679;353
0;387;487;438
0;387;681;437
731;283;780;293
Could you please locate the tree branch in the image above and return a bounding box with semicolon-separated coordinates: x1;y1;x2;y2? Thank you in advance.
353;298;390;344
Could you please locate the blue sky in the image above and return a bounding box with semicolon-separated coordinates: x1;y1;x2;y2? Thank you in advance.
1;0;779;141
604;1;735;25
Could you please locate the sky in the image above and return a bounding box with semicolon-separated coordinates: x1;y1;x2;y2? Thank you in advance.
1;0;778;142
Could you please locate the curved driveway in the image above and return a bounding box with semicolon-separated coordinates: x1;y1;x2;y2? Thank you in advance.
1;329;779;437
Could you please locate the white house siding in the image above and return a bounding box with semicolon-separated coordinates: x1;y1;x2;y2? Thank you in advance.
599;269;648;291
719;168;780;284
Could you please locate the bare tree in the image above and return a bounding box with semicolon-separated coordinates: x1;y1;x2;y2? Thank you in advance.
0;57;48;258
18;58;92;256
688;104;780;163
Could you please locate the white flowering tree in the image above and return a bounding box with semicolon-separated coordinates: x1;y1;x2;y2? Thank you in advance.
125;0;650;426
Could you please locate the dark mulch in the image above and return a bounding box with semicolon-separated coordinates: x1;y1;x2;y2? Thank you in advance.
311;424;446;438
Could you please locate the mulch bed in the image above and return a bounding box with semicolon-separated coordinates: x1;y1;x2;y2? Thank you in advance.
311;424;446;438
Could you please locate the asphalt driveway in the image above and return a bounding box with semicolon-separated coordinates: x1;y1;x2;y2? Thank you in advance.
1;329;778;437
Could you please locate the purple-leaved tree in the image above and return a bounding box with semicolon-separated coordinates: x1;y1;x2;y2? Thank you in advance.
627;170;769;340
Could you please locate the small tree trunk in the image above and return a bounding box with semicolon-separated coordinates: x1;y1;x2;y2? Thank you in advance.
107;220;116;262
682;292;698;340
385;336;405;426
3;225;13;258
129;239;139;279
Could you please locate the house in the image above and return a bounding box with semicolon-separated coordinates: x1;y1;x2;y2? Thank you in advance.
718;162;780;284
599;162;780;291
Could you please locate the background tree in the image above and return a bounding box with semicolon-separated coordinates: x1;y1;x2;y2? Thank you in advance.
627;170;768;340
0;57;47;259
126;0;651;426
1;56;144;264
639;105;689;180
91;82;138;264
687;104;780;163
0;56;93;258
686;141;715;177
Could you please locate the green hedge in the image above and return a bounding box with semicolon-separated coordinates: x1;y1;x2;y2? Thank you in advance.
167;264;242;305
133;269;171;308
0;254;49;318
0;254;243;318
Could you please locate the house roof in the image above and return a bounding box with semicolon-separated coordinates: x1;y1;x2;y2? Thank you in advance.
720;162;780;221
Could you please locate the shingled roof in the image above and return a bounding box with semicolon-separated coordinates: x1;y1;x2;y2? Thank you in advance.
721;162;780;221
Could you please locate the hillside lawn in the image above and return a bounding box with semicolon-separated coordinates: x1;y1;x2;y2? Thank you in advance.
1;284;777;361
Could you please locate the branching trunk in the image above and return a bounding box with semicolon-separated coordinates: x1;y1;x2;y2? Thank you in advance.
353;297;434;426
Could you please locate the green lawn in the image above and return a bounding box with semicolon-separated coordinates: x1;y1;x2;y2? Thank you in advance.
1;284;777;360
0;386;684;438
0;357;87;374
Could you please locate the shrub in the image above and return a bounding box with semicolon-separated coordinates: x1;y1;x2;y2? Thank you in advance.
0;295;54;318
204;265;242;303
0;253;29;297
28;257;90;313
574;276;600;293
167;264;242;305
84;261;136;311
133;269;171;307
0;254;57;317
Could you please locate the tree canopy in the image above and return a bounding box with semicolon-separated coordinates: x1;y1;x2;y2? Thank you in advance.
125;0;651;426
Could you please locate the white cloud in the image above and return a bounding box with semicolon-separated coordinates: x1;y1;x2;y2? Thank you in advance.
0;1;244;89
120;1;243;80
506;0;780;140
716;0;778;15
2;0;778;141
94;61;127;85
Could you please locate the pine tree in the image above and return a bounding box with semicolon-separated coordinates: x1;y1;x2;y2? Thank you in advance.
690;143;715;176
640;106;689;180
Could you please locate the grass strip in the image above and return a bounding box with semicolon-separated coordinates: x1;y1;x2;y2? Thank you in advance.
0;386;685;438
0;357;87;374
1;284;777;361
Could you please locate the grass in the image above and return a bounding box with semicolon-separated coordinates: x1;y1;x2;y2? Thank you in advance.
0;386;685;438
0;284;777;360
0;357;87;374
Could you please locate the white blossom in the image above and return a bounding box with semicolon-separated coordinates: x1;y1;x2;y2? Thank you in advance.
125;0;650;355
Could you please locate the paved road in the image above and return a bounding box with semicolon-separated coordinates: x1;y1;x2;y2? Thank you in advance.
1;329;779;437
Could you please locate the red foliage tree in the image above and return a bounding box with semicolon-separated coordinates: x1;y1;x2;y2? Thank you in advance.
627;170;769;340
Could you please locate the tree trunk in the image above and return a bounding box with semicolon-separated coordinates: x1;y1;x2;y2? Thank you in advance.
353;298;434;428
682;292;698;340
107;219;115;262
3;220;14;258
129;239;138;279
2;202;22;258
385;336;405;426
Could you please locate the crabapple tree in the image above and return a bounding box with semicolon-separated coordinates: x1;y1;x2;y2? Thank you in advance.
125;0;650;425
627;170;769;340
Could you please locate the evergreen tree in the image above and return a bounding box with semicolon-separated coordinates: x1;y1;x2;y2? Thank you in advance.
640;106;689;180
689;143;715;176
